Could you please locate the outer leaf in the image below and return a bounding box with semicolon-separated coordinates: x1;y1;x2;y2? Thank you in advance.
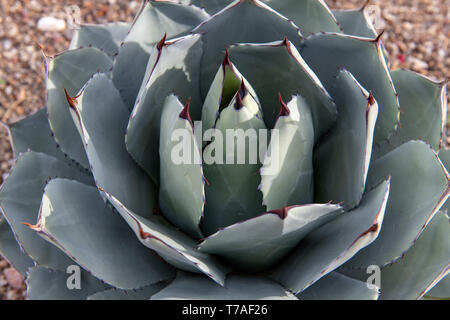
70;73;157;218
314;70;378;209
159;95;204;238
69;22;131;55
151;272;298;300
425;276;449;299
193;0;303;100
300;32;400;144
229;39;336;138
198;203;343;272
87;282;169;300
103;192;231;286
341;211;449;300
6;108;82;168
126;34;203;185
332;8;377;38
201;87;266;236
260;95;315;210
272;179;390;293
189;0;233;14
0;218;33;276
47;47;113;168
378;211;449;299
0;151;93;270
31;179;174;290
373;70;447;159
113;1;209;108
438;148;450;213
265;0;341;35
298;271;379;300
26;266;109;300
347;141;450;267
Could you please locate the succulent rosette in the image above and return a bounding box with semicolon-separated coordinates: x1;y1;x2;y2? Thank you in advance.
0;0;448;300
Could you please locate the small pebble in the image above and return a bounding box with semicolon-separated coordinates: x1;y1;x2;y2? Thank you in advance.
37;16;66;32
3;268;24;290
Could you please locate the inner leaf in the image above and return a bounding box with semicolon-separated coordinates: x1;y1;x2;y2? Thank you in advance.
220;65;242;111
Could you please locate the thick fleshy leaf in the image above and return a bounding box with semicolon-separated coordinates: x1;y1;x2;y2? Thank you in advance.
425;275;449;299
0;218;33;276
6;108;84;168
193;0;303;100
314;70;378;209
373;70;447;159
70;73;157;218
298;271;379;300
87;281;169;300
151;272;298;300
300;32;400;144
272;179;390;293
69;22;131;55
47;47;113;168
199;203;343;272
265;0;341;35
438;149;450;212
113;1;209;108
260;95;315;210
0;151;93;270
201;87;266;236
333;8;377;38
379;211;449;300
26;266;109;300
159;95;204;238
103;192;231;286
189;0;233;14
347;141;450;267
125;34;203;184
201;53;261;139
30;179;174;290
229;39;336;137
341;211;449;300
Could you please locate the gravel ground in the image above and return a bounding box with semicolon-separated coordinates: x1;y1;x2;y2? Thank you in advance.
0;0;448;300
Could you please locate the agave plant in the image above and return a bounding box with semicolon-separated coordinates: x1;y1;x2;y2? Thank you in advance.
0;0;448;300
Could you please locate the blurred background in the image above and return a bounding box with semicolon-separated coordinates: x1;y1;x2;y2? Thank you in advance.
0;0;448;299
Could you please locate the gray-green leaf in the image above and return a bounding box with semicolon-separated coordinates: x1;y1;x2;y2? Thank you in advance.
47;47;113;168
346;141;450;267
265;0;341;35
159;95;205;238
70;73;157;219
33;179;174;290
198;203;343;272
300;32;399;144
229;39;336;138
112;1;209;108
373;69;447;159
0;218;34;276
103;191;231;286
193;0;303;101
0;151;93;270
272;179;390;293
126;34;203;185
151;272;298;300
69;22;131;56
26;266;109;300
260;95;315;210
314;69;378;209
298;271;379;300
